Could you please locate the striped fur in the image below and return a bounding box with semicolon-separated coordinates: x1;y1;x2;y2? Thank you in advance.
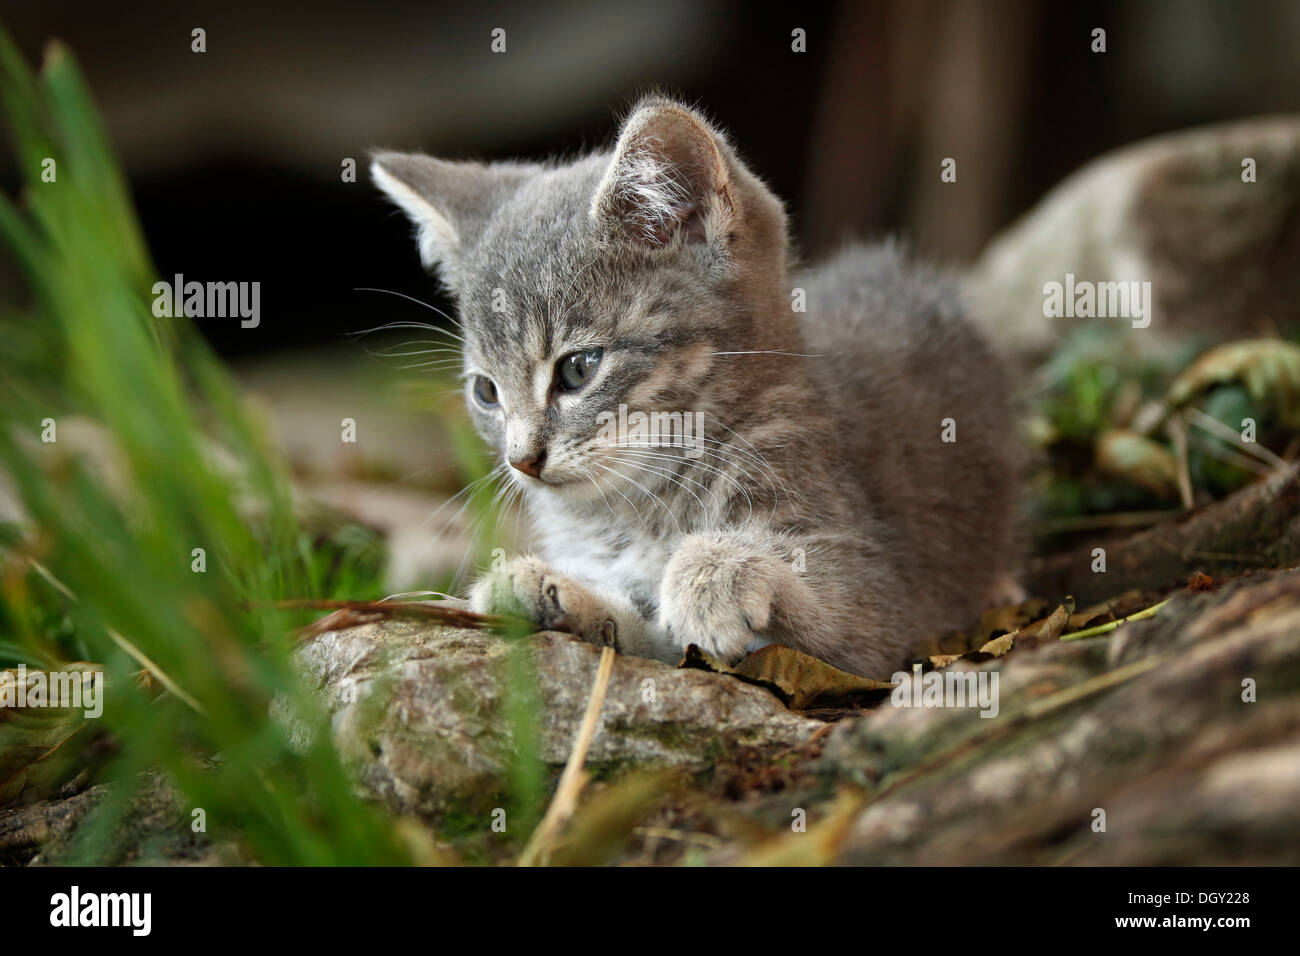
372;96;1020;678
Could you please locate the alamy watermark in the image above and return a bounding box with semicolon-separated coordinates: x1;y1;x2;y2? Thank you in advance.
890;662;999;718
50;886;150;936
595;404;705;458
152;274;261;328
1042;273;1151;329
0;665;103;718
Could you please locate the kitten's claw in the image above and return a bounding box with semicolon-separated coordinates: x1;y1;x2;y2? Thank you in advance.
469;555;625;648
658;534;781;663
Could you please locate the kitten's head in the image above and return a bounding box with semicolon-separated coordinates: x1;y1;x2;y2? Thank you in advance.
371;96;790;501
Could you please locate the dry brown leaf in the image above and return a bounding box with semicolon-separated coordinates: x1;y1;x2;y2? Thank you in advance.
1021;600;1073;643
927;600;1074;670
915;597;1049;662
976;632;1018;657
927;653;964;668
978;598;1049;641
679;644;893;710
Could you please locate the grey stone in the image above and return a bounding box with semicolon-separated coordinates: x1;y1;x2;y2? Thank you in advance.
817;567;1300;865
968;115;1300;362
295;620;822;816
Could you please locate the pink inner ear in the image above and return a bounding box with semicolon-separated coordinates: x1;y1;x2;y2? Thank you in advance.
622;160;719;247
642;199;705;246
676;202;708;244
598;106;733;248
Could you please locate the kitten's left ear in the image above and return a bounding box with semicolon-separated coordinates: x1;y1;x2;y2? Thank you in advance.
370;152;536;288
591;98;736;249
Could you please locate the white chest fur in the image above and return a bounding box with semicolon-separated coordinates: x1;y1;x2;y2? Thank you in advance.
527;492;676;611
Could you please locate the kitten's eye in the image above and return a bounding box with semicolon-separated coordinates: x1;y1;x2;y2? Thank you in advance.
556;348;603;392
471;375;499;408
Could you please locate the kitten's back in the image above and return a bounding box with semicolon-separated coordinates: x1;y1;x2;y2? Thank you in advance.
796;242;1020;630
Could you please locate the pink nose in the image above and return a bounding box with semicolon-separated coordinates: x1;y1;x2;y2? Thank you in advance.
510;453;545;478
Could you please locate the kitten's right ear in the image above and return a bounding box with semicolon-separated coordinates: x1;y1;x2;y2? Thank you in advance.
370;152;534;286
591;98;736;250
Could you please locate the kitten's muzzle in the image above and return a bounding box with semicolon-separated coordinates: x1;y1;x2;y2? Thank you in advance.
510;451;546;479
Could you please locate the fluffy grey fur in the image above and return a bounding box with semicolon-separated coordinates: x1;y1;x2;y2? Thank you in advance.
371;95;1019;678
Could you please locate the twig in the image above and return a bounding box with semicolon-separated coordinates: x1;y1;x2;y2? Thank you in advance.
28;558;207;715
27;559;76;601
106;627;206;715
261;598;530;642
1168;413;1194;510
1186;406;1289;470
1032;510;1180;534
869;656;1162;804
518;644;617;866
1059;597;1171;642
1023;656;1162;718
1187;432;1275;478
633;826;724;850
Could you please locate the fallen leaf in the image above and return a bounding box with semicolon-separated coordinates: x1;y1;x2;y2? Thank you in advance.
1096;429;1181;498
679;644;893;710
1166;339;1300;428
925;600;1074;669
974;598;1049;645
977;632;1017;657
927;653;964;668
1020;600;1073;644
915;597;1048;661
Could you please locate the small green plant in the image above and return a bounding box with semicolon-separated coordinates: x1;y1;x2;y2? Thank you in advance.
0;30;418;864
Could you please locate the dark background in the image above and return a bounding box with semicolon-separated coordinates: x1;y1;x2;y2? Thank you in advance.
5;0;1299;358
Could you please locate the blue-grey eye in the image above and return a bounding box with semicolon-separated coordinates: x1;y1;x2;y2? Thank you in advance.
556;348;603;392
472;375;499;407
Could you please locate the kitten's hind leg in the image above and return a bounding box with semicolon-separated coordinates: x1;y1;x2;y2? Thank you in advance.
469;555;667;658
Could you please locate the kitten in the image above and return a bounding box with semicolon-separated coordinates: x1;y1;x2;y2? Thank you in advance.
371;95;1019;678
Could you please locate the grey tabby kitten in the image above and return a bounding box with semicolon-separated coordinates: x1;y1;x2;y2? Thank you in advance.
371;96;1018;678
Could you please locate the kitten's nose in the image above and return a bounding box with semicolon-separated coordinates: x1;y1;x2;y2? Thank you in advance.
510;451;546;479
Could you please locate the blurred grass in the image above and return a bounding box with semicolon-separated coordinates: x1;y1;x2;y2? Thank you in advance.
0;31;431;863
392;378;546;838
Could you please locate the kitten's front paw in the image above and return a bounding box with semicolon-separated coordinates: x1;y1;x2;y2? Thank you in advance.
469;556;618;645
658;534;781;662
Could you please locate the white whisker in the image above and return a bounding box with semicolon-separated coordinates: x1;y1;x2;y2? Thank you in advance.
352;287;465;334
709;350;825;358
606;454;715;516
